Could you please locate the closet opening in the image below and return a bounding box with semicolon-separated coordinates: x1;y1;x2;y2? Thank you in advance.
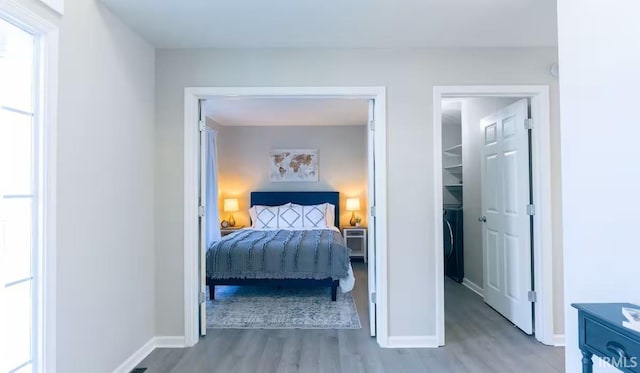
434;86;557;349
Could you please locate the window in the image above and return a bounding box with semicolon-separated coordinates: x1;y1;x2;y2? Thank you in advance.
0;17;39;373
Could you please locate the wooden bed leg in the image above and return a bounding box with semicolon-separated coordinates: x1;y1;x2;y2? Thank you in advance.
209;284;215;300
331;281;338;301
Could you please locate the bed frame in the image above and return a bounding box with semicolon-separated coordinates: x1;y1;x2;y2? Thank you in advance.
207;191;342;301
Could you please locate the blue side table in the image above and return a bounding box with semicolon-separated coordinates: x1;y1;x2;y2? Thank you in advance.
572;303;640;373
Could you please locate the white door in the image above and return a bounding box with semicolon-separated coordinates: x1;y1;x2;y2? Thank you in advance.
480;99;533;334
198;100;208;336
367;99;377;337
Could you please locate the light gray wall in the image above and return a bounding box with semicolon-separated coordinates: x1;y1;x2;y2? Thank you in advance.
57;1;156;371
14;0;157;371
154;47;563;339
558;0;640;371
215;125;368;228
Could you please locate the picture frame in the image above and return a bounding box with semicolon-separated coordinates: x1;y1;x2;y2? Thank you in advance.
269;149;319;182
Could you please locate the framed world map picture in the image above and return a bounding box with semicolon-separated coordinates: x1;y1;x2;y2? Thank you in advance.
269;149;319;182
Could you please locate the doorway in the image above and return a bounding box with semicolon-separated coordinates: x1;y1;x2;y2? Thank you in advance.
433;86;555;346
183;87;388;347
199;97;368;335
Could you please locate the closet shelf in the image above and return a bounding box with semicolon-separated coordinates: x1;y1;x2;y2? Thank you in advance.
445;184;463;189
443;144;462;156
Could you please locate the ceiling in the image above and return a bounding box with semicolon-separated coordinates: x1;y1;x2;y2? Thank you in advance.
100;0;557;48
203;98;369;126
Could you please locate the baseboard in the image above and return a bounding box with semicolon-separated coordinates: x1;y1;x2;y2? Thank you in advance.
113;337;157;373
461;278;484;297
552;334;565;346
155;336;186;348
387;335;439;348
113;336;186;373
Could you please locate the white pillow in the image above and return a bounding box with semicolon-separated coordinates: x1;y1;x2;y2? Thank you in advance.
249;203;290;227
277;205;304;229
325;203;336;227
301;204;329;228
291;203;335;228
253;205;280;229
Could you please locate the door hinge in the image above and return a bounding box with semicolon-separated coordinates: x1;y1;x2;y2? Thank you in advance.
526;204;535;216
370;292;377;304
524;118;533;130
369;120;375;131
528;290;537;303
198;205;205;217
199;120;205;132
199;291;206;303
370;206;376;217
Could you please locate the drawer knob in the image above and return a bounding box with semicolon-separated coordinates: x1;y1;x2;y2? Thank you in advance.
606;341;628;360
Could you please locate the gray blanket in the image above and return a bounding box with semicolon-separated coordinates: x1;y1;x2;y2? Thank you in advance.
206;229;350;280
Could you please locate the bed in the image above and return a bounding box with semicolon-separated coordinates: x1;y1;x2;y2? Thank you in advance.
205;191;354;301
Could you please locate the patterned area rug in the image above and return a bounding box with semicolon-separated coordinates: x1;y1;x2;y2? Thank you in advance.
207;285;361;329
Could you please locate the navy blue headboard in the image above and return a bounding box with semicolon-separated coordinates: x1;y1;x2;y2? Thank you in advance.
250;191;340;228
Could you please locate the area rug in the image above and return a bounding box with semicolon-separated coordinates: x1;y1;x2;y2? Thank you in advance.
206;285;361;329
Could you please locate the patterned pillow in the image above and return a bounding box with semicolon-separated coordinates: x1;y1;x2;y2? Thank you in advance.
253;205;280;229
250;203;289;227
277;205;304;229
292;203;334;228
301;204;329;228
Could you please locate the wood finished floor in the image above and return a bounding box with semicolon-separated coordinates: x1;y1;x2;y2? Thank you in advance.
138;262;564;372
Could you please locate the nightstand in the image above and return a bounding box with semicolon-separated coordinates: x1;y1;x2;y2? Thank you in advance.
342;227;367;263
220;226;245;237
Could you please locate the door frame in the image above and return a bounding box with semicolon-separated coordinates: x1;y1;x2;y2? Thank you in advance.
183;86;389;347
433;85;555;346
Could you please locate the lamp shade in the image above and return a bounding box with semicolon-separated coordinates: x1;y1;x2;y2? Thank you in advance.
345;198;360;212
223;198;239;212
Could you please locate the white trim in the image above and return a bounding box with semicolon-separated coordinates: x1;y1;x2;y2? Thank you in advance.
154;336;186;348
387;336;439;348
183;86;389;348
0;3;59;372
112;336;186;373
552;334;565;347
433;85;555;346
38;0;64;15
112;338;157;373
461;278;484;297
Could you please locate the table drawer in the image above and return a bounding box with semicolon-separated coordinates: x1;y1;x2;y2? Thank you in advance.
584;318;640;372
344;230;365;237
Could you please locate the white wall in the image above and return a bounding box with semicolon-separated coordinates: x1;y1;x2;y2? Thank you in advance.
215;125;368;228
13;0;157;371
155;47;562;339
558;0;640;371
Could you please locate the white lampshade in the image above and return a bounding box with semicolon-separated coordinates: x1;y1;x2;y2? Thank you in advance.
223;198;239;212
345;198;360;212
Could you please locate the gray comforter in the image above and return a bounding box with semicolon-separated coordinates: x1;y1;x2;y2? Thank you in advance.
206;229;350;280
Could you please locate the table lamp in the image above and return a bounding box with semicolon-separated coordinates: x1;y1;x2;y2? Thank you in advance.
346;198;361;226
223;198;239;227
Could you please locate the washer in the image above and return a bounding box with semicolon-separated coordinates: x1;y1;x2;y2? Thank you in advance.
443;207;464;283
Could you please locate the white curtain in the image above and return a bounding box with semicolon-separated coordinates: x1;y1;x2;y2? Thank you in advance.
205;128;221;246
